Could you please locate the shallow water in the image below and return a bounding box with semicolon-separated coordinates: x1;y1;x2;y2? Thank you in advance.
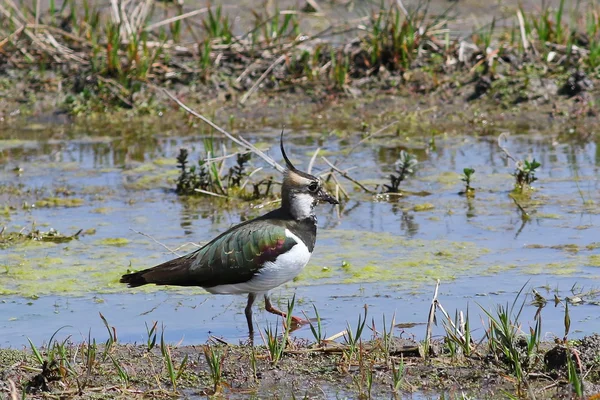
1;121;599;347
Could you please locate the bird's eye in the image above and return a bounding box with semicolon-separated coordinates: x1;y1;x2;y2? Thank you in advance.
308;182;319;192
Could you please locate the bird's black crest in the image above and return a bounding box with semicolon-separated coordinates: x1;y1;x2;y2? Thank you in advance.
280;129;298;172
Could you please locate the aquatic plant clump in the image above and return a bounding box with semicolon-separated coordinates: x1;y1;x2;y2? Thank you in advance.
175;144;274;200
514;159;541;191
384;150;418;193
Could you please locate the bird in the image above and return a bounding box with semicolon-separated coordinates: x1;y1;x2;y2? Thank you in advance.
120;132;339;335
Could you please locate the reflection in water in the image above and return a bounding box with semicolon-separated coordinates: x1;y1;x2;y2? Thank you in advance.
465;197;476;219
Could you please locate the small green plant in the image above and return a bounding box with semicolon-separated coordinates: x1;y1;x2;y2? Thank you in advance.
460;167;476;196
160;327;188;391
227;153;252;187
261;295;295;366
365;6;423;72
145;321;158;352
99;312;117;361
472;18;496;51
566;350;584;397
26;326;72;391
109;355;130;386
479;284;541;384
175;137;257;198
344;306;368;359
80;330;97;390
381;313;395;364
443;307;473;357
175;148;211;195
384;150;418;193
203;344;225;393
251;7;299;47
513;159;541;191
202;5;233;43
304;303;325;346
330;49;350;90
391;356;405;393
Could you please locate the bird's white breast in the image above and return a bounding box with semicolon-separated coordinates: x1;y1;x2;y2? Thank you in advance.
206;229;311;295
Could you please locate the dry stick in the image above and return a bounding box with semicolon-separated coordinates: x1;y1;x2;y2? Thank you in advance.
516;10;529;53
321;156;374;194
497;132;518;163
145;7;208;31
194;188;229;199
0;3;55;58
174;1;201;43
394;0;410;18
4;0;27;22
0;24;24;49
329;172;349;200
240;54;286;105
163;89;284;173
436;301;467;342
26;24;90;45
425;279;441;356
307;147;321;174
239;167;264;191
34;0;40;31
129;228;182;256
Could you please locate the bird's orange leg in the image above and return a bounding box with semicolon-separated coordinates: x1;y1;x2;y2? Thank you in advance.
264;294;306;325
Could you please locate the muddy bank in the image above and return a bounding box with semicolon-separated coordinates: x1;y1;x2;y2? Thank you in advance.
1;0;599;128
1;331;600;399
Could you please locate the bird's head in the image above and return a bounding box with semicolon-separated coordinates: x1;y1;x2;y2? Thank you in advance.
279;131;338;220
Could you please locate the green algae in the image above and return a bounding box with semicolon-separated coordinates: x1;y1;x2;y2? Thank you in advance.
97;238;129;246
91;207;112;214
413;203;435;212
153;157;178;166
588;255;600;267
35;197;85;207
122;170;178;190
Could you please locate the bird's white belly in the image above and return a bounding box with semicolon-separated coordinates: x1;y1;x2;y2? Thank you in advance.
206;229;311;295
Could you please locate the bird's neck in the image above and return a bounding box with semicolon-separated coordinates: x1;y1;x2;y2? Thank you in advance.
282;192;316;221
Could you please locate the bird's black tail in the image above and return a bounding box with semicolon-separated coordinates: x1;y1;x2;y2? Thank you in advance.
120;256;197;288
120;271;148;288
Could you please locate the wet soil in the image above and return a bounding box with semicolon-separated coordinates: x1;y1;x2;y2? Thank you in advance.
1;333;600;399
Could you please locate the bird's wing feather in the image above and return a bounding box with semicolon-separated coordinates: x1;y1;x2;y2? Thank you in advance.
121;215;298;288
188;219;297;287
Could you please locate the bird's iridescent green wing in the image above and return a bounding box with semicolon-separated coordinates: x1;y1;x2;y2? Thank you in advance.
186;220;297;287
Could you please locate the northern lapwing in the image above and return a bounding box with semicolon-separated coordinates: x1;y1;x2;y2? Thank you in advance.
120;132;339;335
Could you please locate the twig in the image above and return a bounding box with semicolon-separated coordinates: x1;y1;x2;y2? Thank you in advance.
324;330;347;342
321;156;374;194
307;147;320;174
240;54;286;104
497;132;517;163
0;24;24;49
239;167;263;191
129;228;182;256
144;7;209;32
394;0;410;18
163;89;284;172
516;10;529;53
329;171;349;200
251;198;281;209
194;188;229;199
425;279;441;356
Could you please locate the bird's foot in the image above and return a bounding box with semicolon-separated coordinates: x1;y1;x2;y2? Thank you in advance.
290;315;308;325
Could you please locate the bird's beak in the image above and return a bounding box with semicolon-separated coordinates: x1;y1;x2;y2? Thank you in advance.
317;187;339;205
